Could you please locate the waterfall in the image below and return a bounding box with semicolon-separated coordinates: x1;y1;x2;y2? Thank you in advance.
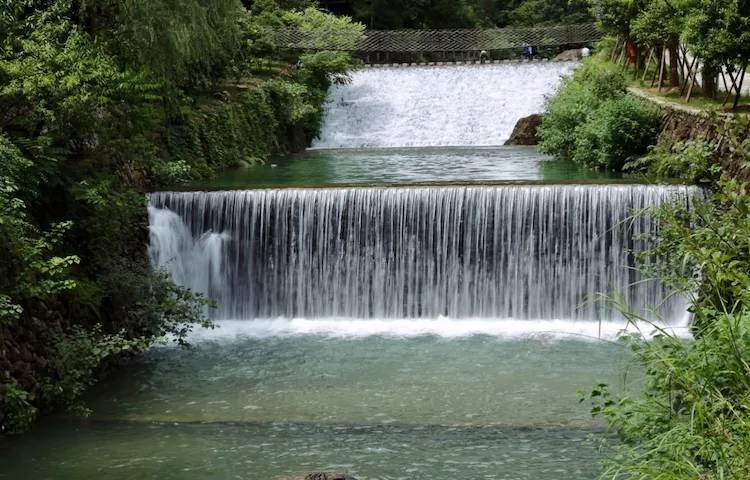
148;185;698;324
311;62;577;149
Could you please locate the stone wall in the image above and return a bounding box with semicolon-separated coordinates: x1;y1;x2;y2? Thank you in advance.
629;88;750;182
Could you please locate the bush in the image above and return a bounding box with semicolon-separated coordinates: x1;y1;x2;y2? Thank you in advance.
588;313;750;480
572;96;661;170
538;60;661;170
625;138;719;183
584;179;750;479
538;61;626;160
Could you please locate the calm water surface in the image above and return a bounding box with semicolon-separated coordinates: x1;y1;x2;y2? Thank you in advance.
186;146;622;189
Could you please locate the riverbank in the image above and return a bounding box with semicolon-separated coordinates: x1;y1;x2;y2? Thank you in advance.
537;50;750;478
626;86;750;182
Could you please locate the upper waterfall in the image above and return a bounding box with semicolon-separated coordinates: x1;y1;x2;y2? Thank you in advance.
311;62;577;149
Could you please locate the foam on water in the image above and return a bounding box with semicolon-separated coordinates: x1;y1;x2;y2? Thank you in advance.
312;62;577;149
186;318;691;342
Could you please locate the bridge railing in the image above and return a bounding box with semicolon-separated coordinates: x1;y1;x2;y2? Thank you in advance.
274;23;602;53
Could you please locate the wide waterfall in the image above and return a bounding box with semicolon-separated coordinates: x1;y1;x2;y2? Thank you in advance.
148;185;697;325
311;62;576;149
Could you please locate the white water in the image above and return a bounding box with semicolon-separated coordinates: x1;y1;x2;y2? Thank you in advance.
311;62;577;149
148;185;698;330
185;318;691;342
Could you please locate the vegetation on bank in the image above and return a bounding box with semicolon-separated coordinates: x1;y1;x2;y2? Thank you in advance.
533;4;750;473
538;54;745;181
0;0;362;434
584;175;750;480
538;60;661;170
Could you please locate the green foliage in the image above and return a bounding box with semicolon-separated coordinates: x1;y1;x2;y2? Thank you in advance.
79;0;244;86
508;0;592;26
239;0;286;60
683;0;750;72
283;7;365;50
539;60;660;170
639;180;750;323
538;61;627;159
587;313;750;480
1;0;357;435
589;0;640;35
585;178;750;479
297;50;354;88
0;381;37;435
625;138;719;183
0;162;80;328
166;89;279;178
42;325;151;411
589;0;750;104
572;95;661;169
129;272;215;347
630;0;682;47
343;0;592;28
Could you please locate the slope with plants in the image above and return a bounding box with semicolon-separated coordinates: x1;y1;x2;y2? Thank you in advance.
534;2;750;476
0;0;362;434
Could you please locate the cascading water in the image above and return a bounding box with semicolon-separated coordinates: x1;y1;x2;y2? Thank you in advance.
311;62;577;149
148;185;698;328
2;54;706;480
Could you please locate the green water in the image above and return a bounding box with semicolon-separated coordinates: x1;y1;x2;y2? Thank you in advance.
185;146;622;189
0;334;635;479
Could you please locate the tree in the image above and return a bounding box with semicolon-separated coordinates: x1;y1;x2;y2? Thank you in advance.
589;0;642;36
631;0;684;87
508;0;592;26
683;0;750;104
79;0;244;86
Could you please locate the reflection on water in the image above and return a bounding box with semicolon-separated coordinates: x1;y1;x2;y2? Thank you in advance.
185;146;622;189
0;335;634;479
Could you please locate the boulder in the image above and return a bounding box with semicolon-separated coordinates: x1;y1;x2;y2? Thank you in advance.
304;474;358;480
504;114;543;145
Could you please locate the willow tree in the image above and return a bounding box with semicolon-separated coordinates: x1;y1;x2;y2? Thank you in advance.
80;0;244;86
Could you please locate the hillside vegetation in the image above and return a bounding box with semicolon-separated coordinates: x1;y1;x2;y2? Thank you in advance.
0;0;362;434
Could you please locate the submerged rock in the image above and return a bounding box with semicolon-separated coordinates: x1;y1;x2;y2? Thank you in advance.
505;114;543;145
304;474;358;480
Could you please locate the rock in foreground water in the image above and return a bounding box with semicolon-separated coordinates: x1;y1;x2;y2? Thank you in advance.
304;474;358;480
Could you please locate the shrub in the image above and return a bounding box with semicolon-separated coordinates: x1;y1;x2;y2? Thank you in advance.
625;138;719;183
572;96;661;170
588;313;750;480
584;179;750;479
538;60;627;161
538;60;660;170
